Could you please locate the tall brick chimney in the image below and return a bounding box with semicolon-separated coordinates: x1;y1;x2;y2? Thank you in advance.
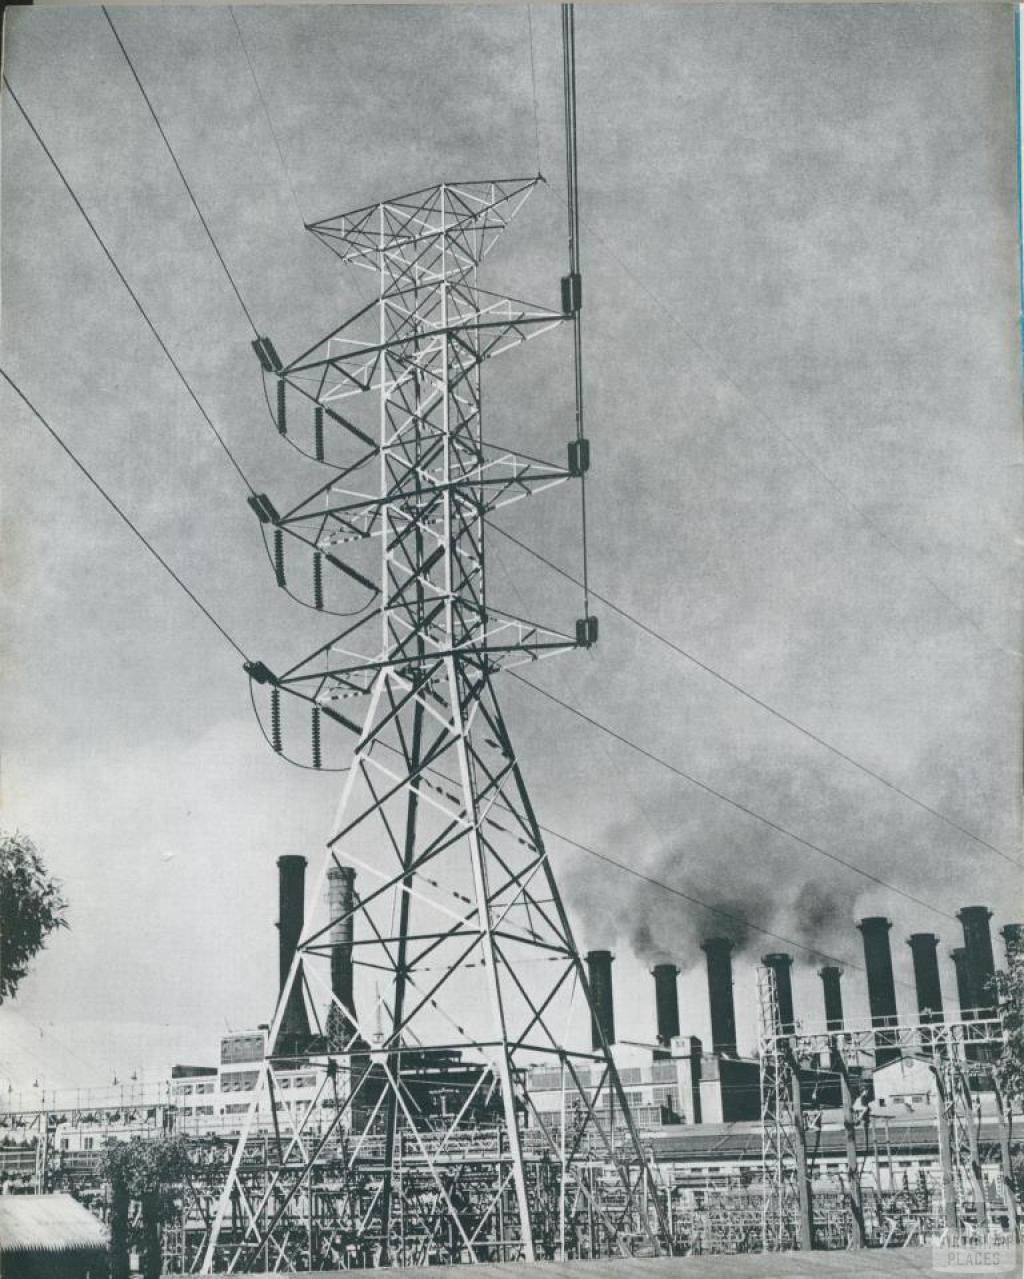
276;855;312;1054
701;937;738;1056
586;950;616;1051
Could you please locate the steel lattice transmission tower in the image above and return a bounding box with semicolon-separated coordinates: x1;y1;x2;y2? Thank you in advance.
202;179;668;1271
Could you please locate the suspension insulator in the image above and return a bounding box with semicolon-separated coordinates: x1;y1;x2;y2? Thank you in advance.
273;529;286;587
252;336;282;373
247;493;280;524
311;706;322;770
270;688;282;753
314;406;325;462
313;551;324;610
276;378;287;436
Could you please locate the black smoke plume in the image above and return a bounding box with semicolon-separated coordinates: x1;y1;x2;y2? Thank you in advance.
563;794;860;971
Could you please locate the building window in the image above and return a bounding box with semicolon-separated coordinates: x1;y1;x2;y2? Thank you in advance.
221;1034;264;1064
222;1070;259;1092
530;1071;562;1091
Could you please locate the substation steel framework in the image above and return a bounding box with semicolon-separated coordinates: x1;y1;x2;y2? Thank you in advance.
757;964;1012;1252
201;179;670;1272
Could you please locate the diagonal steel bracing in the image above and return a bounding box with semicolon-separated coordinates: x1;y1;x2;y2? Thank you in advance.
203;178;670;1272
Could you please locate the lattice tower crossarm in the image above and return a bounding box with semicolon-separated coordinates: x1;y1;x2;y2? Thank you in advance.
204;179;669;1271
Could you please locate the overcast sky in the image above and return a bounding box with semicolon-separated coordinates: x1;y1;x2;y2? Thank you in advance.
1;3;1021;1093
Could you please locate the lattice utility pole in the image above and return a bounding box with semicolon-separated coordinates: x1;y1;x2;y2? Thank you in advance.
829;1040;866;1248
756;964;1007;1252
940;1055;990;1230
757;966;808;1252
201;179;669;1272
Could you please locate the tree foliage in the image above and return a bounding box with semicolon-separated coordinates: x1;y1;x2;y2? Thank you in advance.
0;830;68;1002
994;948;1024;1107
103;1136;193;1279
102;1134;192;1206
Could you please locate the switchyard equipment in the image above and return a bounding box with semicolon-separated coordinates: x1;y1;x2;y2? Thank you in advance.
756;964;1015;1254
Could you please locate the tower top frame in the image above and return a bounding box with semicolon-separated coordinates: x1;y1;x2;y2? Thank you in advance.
306;176;542;274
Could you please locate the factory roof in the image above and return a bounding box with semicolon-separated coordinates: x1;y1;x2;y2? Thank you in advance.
647;1123;764;1158
646;1117;1005;1161
0;1193;107;1254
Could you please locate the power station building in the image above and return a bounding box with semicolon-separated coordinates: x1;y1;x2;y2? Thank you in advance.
2;860;1019;1235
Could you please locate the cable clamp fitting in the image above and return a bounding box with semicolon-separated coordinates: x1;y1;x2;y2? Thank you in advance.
568;438;590;477
575;616;599;648
561;273;582;315
244;660;278;686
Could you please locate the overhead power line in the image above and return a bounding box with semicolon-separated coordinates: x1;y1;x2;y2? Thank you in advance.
490;521;1022;870
536;178;1014;665
528;824;857;972
228;5;307;229
2;369;249;662
1;360;874;976
560;4;590;619
2;381;873;987
102;7;260;338
8;44;975;995
1;363;913;983
371;739;866;975
525;8;542;175
510;670;958;925
3;77;256;499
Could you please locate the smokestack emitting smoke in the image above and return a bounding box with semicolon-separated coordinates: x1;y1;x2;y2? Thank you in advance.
328;865;356;1043
957;906;996;1016
276;855;312;1051
652;963;680;1049
586;950;615;1050
819;965;844;1032
907;933;944;1025
857;917;899;1066
762;953;795;1035
580;802;853;977
1002;923;1024;964
701;937;738;1055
